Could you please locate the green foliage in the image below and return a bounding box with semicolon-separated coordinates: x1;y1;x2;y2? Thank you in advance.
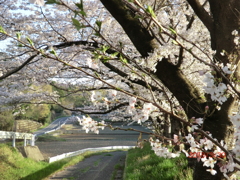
45;0;61;4
16;32;22;40
120;55;128;64
51;104;64;113
19;104;51;124
49;47;57;56
0;143;119;180
0;26;6;33
0;110;15;131
124;142;193;180
75;0;86;17
72;18;85;31
146;5;156;18
26;37;34;47
96;20;102;32
52;84;91;108
15;84;54;124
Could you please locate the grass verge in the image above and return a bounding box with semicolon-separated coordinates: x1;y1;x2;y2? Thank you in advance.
123;142;193;180
0;143;116;180
36;134;66;142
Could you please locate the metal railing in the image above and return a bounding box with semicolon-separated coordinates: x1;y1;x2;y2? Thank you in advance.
48;146;135;163
0;131;35;147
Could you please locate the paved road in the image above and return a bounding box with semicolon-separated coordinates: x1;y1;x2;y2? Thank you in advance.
34;117;70;137
36;119;152;180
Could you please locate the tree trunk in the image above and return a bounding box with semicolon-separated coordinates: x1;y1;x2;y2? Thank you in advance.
100;0;239;179
187;1;240;179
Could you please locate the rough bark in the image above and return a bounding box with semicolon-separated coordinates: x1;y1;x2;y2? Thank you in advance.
186;1;240;179
100;0;158;57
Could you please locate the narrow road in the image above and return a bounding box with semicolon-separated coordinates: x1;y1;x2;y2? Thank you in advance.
34;116;69;137
47;151;126;180
36;120;152;180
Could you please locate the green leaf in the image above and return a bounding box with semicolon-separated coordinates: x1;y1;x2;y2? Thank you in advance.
169;27;177;35
116;87;122;91
134;15;143;19
45;0;57;4
0;26;6;34
75;0;86;17
120;55;128;64
26;37;34;47
39;49;45;54
101;45;109;53
172;40;179;45
49;47;57;56
111;52;119;58
94;32;101;37
72;18;84;31
94;72;100;78
79;10;86;17
16;32;22;40
102;57;110;63
146;5;156;18
75;1;83;10
93;51;102;59
96;20;102;31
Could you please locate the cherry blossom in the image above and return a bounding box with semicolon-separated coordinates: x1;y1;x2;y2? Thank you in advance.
77;115;105;134
29;0;45;6
1;0;240;178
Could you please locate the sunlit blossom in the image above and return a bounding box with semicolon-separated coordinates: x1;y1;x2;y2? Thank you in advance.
29;0;45;6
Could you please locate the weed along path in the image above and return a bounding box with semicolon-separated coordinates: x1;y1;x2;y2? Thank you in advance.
47;151;126;180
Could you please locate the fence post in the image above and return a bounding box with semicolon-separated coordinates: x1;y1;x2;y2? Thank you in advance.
12;133;16;148
24;135;26;146
31;134;35;146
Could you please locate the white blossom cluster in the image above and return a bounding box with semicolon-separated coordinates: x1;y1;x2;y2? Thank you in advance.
203;72;228;104
28;0;44;6
149;137;180;158
90;90;118;109
1;0;239;178
76;115;105;134
230;113;240;156
184;133;231;176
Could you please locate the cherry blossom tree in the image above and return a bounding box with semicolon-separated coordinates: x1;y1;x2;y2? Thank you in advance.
0;0;240;179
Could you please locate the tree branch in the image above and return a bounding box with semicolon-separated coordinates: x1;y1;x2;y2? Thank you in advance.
0;54;38;80
186;0;213;33
100;0;158;57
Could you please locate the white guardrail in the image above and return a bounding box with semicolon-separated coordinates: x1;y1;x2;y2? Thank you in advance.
0;131;35;147
48;146;135;163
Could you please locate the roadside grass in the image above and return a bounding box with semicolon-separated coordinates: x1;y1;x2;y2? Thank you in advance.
36;134;66;142
124;142;193;180
111;163;125;180
0;143;118;180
